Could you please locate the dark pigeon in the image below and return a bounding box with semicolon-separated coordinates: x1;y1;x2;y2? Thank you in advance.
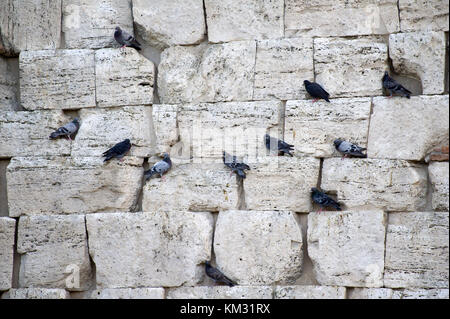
223;151;250;180
103;139;132;162
382;71;411;98
264;134;294;157
114;26;141;51
49;118;80;141
205;261;236;287
334;139;367;159
144;153;172;181
304;80;330;102
311;187;341;212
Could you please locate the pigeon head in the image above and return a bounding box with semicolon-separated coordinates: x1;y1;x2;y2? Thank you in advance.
383;71;389;80
311;187;319;194
162;152;170;159
304;80;311;86
333;139;343;148
72;117;80;124
205;261;211;267
124;139;131;144
264;134;270;142
115;26;121;32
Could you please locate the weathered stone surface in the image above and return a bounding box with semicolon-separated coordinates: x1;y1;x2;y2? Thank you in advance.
368;96;449;161
384;212;449;289
90;288;165;299
0;57;18;110
389;32;446;94
95;48;154;107
428;162;449;211
244;157;320;212
348;288;401;299
19;49;96;110
254;38;314;100
400;289;450;299
62;0;133;49
133;0;205;49
17;215;92;291
142;163;239;212
1;288;71;299
152;105;179;154
214;210;303;285
86;211;213;288
6;156;143;216
167;286;273;299
321;158;428;211
205;0;284;43
71;107;153;158
399;0;449;32
274;285;346;299
314;37;388;97
0;217;15;291
0;0;61;56
158;41;256;104
285;98;371;158
285;0;399;37
308;210;387;287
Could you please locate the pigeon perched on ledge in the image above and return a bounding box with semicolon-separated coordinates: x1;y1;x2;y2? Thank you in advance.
205;261;237;287
223;151;250;180
103;139;132;162
304;80;330;102
334;139;367;159
144;153;172;182
382;71;411;98
49;118;80;141
114;26;141;51
311;187;342;212
264;134;294;157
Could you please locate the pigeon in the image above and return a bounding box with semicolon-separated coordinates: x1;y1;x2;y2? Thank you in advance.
205;261;236;287
223;151;250;180
49;118;80;140
304;80;330;102
114;26;141;51
382;71;411;98
102;139;132;162
334;139;367;159
144;153;172;182
311;187;342;212
264;134;294;157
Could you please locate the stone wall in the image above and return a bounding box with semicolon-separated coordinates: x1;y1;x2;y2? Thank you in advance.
0;0;448;299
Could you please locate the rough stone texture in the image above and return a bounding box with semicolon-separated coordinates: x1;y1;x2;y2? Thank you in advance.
244;157;320;212
205;0;284;43
17;215;92;291
428;162;449;211
384;212;449;289
0;57;18;110
348;288;401;299
314;37;388;97
0;217;15;291
95;48;155;107
152;105;179;154
6;156;143;216
214;210;303;285
167;286;273;299
0;0;61;56
274;285;346;299
400;289;450;299
19;49;96;110
90;288;165;299
1;288;71;299
321;158;428;211
254;38;314;100
62;0;133;49
308;210;387;287
399;0;449;32
284;98;371;158
133;0;205;49
285;0;400;37
389;32;446;95
86;211;213;288
158;41;256;104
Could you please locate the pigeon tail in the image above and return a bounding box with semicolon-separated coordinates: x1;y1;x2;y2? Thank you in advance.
222;276;237;287
235;169;246;179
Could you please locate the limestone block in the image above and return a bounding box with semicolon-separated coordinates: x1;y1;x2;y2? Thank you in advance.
142;163;239;212
384;212;449;289
285;0;399;37
274;286;346;299
244;157;320;212
71;106;153;158
167;286;273;299
1;288;70;299
204;0;284;43
284;98;371;158
0;0;61;56
19;49;96;110
348;288;401;299
368;96;449;161
314;37;388;97
400;289;450;299
214;210;303;285
399;0;449;32
254;38;314;100
389;32;446;94
90;288;165;299
158;41;256;104
152;105;179;154
86;211;213;288
0;57;18;110
95;48;154;107
0;217;15;291
62;0;133;49
17;215;92;291
308;210;387;287
133;0;205;49
6;156;143;216
428;162;449;211
321;158;428;211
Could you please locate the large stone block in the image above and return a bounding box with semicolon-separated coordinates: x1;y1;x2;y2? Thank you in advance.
428;162;449;211
321;158;428;211
284;98;371;158
399;0;449;32
314;37;388;97
167;286;273;299
400;289;450;299
274;285;346;299
90;288;165;299
308;210;387;287
86;211;213;288
0;57;18;110
17;215;92;291
349;287;450;299
1;288;71;299
0;217;15;291
6;156;143;216
384;212;449;289
152;104;179;154
19;49;96;110
368;96;449;161
214;210;303;285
